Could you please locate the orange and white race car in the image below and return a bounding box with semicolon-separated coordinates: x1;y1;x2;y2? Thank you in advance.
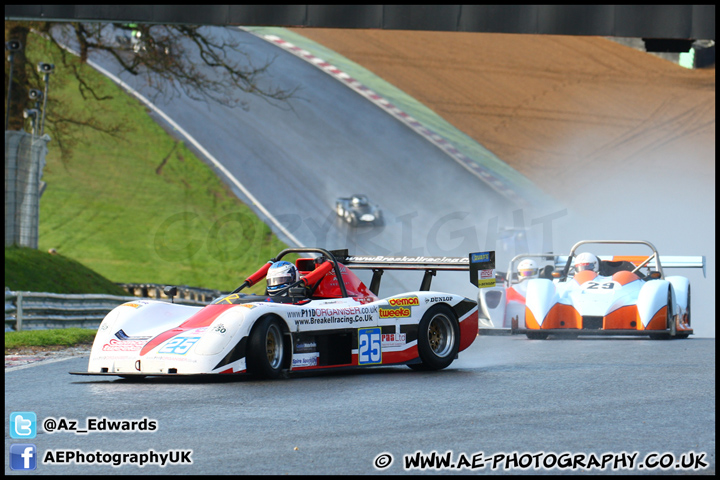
478;240;704;339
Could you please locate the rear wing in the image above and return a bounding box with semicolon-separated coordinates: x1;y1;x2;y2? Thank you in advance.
331;250;495;294
598;255;706;277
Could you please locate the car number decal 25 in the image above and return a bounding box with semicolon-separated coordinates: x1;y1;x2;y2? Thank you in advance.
358;327;382;365
158;337;200;355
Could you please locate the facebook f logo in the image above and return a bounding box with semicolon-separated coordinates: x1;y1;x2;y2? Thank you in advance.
10;411;37;439
10;444;37;470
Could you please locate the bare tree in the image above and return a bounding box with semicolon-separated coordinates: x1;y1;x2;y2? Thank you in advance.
5;21;298;159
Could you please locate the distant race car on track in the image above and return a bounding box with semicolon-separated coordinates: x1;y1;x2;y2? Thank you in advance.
335;194;383;226
72;248;493;379
478;240;704;339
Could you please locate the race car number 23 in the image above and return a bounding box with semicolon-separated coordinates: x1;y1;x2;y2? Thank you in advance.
358;327;382;365
158;337;200;355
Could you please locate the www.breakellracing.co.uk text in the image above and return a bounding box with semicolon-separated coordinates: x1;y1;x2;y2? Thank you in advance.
373;450;709;472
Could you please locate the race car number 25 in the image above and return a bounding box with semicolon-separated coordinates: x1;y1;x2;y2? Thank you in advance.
358;327;382;365
158;337;200;355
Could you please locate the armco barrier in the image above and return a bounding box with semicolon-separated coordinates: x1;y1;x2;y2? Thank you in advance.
5;290;209;331
118;283;224;304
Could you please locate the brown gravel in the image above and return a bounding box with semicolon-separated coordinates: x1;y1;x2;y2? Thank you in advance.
288;29;714;203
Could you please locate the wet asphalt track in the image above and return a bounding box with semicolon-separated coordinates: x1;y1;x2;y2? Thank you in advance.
6;27;714;475
4;336;715;474
83;26;537;299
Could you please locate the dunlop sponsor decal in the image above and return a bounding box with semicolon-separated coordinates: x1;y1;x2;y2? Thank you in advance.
426;295;453;304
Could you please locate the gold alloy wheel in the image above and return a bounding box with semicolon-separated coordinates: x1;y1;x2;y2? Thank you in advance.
266;324;283;369
428;313;454;357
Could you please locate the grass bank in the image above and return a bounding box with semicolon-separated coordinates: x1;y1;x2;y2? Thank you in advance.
24;30;289;293
5;30;293;349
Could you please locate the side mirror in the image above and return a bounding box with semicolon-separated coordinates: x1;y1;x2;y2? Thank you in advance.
164;285;178;303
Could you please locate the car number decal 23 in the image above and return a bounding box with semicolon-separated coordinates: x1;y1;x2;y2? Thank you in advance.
358;327;382;365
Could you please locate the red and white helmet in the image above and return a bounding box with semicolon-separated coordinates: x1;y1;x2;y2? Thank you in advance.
517;258;538;280
575;252;599;273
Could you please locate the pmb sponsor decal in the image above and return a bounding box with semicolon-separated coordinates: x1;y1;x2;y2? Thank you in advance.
388;296;419;307
379;307;411;319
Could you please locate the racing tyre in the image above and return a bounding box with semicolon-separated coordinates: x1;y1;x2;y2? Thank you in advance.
650;287;674;340
409;305;460;371
247;316;287;379
675;286;691;339
526;331;549;340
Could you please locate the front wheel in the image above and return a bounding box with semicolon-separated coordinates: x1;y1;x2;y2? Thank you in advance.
409;305;460;371
247;317;286;379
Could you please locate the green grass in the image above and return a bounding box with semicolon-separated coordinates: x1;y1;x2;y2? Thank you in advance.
4;31;294;349
5;328;96;352
5;245;128;295
21;31;289;294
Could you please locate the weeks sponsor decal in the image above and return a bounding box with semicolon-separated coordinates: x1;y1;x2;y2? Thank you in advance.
379;307;411;319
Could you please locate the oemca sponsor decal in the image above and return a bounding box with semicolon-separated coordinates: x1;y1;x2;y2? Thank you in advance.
379;307;411;319
387;296;419;307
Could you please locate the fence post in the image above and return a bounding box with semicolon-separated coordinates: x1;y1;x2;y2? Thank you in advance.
16;291;23;331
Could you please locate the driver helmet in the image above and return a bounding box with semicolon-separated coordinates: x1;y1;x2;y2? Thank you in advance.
351;195;368;207
266;261;299;294
575;252;599;273
517;258;539;280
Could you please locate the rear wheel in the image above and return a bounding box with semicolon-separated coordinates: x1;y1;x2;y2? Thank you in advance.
409;305;459;371
247;317;286;379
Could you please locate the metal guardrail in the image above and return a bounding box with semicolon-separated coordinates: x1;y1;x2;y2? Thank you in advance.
5;289;211;331
117;283;225;304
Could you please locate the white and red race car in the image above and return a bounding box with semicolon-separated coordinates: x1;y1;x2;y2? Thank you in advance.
72;248;493;379
478;240;704;339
